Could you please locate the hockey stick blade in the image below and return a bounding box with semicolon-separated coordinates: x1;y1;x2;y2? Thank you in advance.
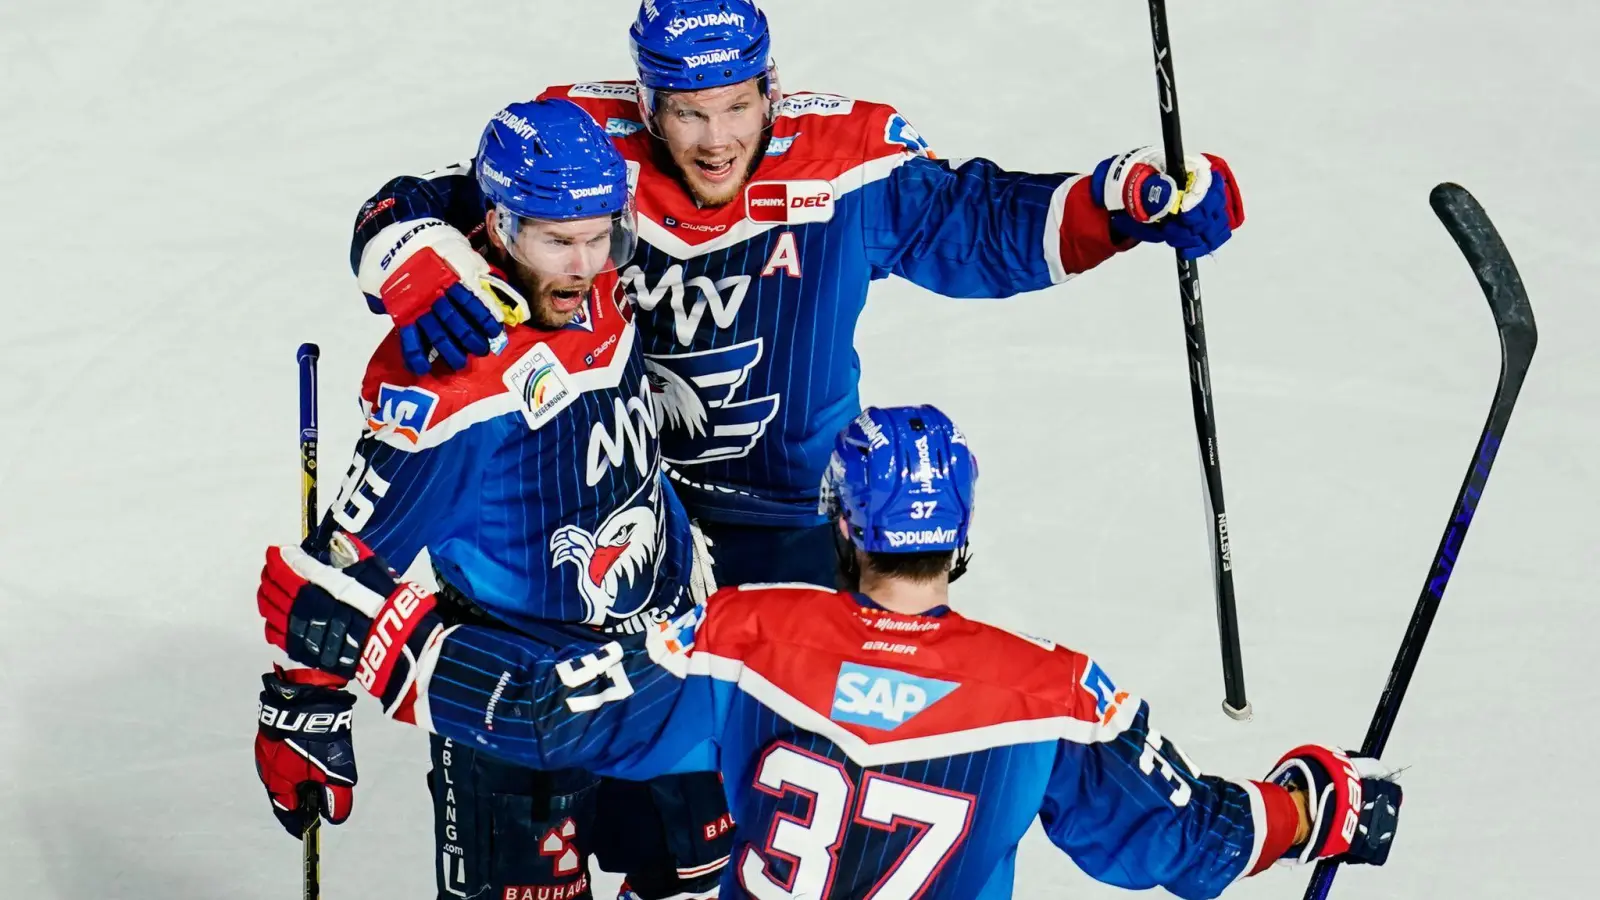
1303;184;1536;900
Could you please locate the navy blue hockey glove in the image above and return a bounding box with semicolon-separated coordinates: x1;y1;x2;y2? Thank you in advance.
257;532;445;723
1268;745;1403;866
357;219;514;373
1091;147;1245;259
255;665;357;836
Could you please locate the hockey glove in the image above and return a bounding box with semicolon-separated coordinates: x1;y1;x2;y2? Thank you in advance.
257;532;446;723
255;665;357;836
1091;147;1244;259
1267;745;1403;866
358;219;515;373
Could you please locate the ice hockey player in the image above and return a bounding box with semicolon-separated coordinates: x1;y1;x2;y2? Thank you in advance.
347;0;1247;593
257;404;1403;900
252;98;732;900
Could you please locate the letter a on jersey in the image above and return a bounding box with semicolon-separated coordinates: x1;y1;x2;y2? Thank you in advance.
830;662;958;731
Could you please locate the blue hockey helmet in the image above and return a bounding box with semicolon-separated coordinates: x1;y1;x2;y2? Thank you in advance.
475;98;637;277
629;0;781;131
822;405;978;572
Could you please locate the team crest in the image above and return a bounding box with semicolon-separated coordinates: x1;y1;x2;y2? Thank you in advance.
550;477;664;626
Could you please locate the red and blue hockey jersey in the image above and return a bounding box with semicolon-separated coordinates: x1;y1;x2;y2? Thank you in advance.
350;84;1131;528
407;585;1301;900
325;267;696;636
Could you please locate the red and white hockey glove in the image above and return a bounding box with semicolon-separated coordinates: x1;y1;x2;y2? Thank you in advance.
255;665;357;836
357;218;523;374
1090;147;1244;259
257;533;446;724
1267;745;1403;866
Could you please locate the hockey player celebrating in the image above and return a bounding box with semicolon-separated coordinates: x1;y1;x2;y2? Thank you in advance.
257;404;1402;899
348;0;1247;591
253;99;732;900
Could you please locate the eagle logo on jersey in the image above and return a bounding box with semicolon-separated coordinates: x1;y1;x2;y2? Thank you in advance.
644;340;780;464
550;477;663;626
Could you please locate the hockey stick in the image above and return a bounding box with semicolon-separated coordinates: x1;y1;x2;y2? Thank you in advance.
1144;0;1250;719
296;342;323;900
1303;183;1537;899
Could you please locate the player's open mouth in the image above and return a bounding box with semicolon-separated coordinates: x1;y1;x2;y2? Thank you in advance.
695;158;737;181
549;288;586;313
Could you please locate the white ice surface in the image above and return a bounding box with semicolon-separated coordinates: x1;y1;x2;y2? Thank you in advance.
3;1;1597;897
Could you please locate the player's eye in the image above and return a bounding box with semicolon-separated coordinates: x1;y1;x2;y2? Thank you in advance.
729;103;749;114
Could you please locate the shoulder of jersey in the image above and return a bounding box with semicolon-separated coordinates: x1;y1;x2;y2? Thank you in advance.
541;81;929;170
540;81;654;148
359;275;635;452
698;584;1113;736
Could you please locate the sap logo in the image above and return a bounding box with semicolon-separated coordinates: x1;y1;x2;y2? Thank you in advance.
667;11;745;38
606;117;643;138
567;82;638;101
569;184;614;200
1080;659;1130;726
765;133;799;156
744;180;834;224
885;113;930;156
586;375;658;486
623;264;750;346
646;339;779;464
883;527;956;548
493;109;537;140
684;48;740;69
259;703;353;735
367;384;439;443
831;662;957;731
778;93;856;119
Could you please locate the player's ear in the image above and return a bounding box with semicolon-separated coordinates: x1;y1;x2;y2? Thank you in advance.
484;207;506;253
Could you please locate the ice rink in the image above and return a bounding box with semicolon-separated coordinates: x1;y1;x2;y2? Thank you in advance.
3;1;1597;897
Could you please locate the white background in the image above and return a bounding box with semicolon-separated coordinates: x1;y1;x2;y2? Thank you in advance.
3;1;1596;897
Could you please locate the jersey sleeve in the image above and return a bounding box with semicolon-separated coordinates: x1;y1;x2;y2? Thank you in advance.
412;605;725;781
319;423;483;578
861;135;1129;297
348;162;485;288
1039;666;1301;900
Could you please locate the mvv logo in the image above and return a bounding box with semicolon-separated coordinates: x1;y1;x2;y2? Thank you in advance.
623;264;750;346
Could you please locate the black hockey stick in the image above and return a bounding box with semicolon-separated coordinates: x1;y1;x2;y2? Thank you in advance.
1303;183;1537;899
1144;0;1250;719
296;342;323;900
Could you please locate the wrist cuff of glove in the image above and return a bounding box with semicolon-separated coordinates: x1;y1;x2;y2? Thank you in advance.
355;582;445;725
1248;780;1304;875
1268;744;1361;864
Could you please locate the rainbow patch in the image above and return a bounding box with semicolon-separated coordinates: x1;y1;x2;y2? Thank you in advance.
526;364;558;408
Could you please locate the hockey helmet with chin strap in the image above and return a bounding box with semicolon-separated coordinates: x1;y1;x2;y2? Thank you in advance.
629;0;781;134
821;405;978;583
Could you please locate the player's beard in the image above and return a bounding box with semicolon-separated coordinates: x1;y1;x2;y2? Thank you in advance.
507;258;594;330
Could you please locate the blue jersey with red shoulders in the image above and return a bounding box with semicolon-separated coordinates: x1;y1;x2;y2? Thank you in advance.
326;262;696;636
400;585;1302;900
351;84;1130;527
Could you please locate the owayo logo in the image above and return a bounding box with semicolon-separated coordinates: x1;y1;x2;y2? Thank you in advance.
831;662;958;731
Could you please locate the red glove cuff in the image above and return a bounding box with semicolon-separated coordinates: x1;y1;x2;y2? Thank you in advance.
1059;177;1134;275
1249;780;1303;875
